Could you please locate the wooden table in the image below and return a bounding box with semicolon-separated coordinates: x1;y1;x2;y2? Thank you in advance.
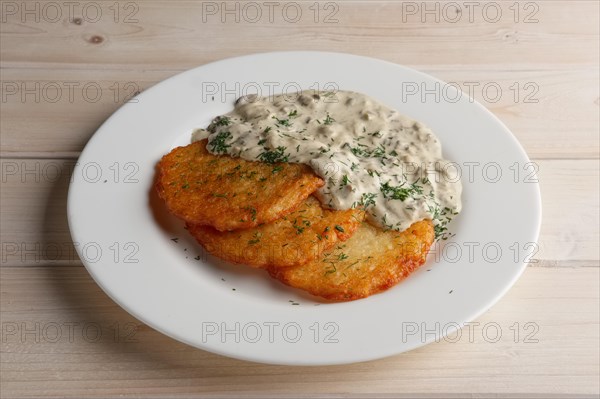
1;1;598;397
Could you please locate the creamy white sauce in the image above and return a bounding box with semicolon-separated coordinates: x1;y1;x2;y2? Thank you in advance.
192;90;462;239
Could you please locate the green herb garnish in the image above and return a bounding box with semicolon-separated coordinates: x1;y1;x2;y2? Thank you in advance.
272;116;292;127
213;116;231;126
380;181;423;201
258;146;289;163
429;205;458;241
248;232;262;245
340;175;351;188
244;206;257;221
208;131;232;154
350;144;386;158
359;192;377;209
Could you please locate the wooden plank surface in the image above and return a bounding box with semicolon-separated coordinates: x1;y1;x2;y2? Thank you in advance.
1;1;598;69
1;265;598;398
1;67;598;158
1;0;599;397
1;158;598;266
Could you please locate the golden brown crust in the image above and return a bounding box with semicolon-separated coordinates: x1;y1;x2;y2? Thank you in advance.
155;140;324;231
187;196;365;269
268;220;435;301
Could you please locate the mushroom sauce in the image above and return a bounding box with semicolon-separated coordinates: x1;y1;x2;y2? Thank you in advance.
192;90;462;240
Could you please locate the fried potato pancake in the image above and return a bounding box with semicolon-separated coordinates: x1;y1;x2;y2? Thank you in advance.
268;220;434;301
155;140;324;231
187;196;365;269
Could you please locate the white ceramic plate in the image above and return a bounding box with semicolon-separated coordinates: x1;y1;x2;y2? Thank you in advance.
68;52;541;365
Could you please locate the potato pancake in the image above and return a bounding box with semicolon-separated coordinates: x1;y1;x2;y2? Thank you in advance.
187;196;365;269
155;140;324;231
268;220;434;301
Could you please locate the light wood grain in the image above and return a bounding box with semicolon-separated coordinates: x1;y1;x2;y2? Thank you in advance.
1;1;598;69
536;160;600;262
1;67;598;158
1;265;598;397
1;0;598;396
2;158;597;267
0;68;176;156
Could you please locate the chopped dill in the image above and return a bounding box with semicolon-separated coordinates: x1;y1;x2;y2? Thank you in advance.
258;146;289;163
272;116;292;127
380;181;423;201
213;116;230;126
359;192;377;209
208;131;232;154
248;232;262;245
340;174;351;188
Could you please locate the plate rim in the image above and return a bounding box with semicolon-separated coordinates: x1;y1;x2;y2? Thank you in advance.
67;51;542;365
